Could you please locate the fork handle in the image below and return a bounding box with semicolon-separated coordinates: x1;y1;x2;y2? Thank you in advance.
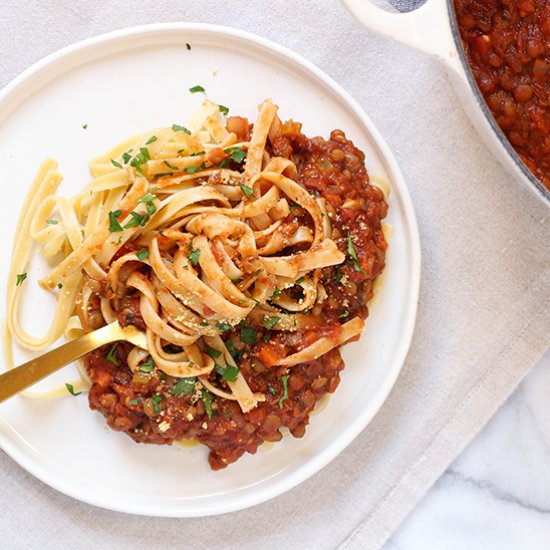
0;322;119;404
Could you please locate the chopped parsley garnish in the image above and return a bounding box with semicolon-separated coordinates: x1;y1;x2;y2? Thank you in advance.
189;85;205;93
185;166;200;174
82;124;88;129
206;346;222;359
145;135;158;145
137;193;157;215
139;357;155;373
295;276;305;285
123;211;149;229
263;330;272;342
169;376;197;396
215;321;232;332
347;233;368;276
172;123;192;134
224;146;246;164
335;267;343;282
188;248;201;265
16;273;27;286
57;283;63;289
190;151;205;156
201;389;215;419
262;316;280;330
338;311;350;319
218;104;229;116
122;150;133;164
217;158;231;168
226;339;243;362
129;147;151;173
240;326;257;345
214;362;239;382
65;383;81;396
200;320;209;326
267;384;278;395
239;183;254;198
105;343;119;366
111;159;123;169
128;399;139;406
136;249;149;261
270;287;281;299
108;210;123;232
278;375;289;408
45;219;58;225
151;394;162;414
186;43;191;50
163;160;179;171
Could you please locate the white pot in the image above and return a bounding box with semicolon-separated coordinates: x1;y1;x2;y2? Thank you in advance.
342;0;550;205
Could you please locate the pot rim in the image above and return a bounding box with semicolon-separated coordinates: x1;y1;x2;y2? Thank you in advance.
445;0;549;202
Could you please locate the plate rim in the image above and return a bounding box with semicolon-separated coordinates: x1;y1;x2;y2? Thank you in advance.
0;21;421;517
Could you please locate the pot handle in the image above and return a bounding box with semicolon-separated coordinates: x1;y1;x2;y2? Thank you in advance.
342;0;457;61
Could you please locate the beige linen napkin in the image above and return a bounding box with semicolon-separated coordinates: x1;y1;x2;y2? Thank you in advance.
1;1;548;549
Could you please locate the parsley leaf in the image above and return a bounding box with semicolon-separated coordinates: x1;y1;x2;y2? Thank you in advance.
169;377;197;396
295;277;305;284
347;233;368;276
278;375;289;408
16;273;27;286
151;394;162;414
240;326;257;345
270;287;281;299
108;210;123;232
82;124;88;129
172;124;191;134
123;211;149;229
145;135;158;145
338;311;350;319
189;85;205;93
105;343;119;366
136;249;149;261
185;166;200;174
188;248;201;265
186;43;192;50
206;346;222;359
239;183;254;198
201;389;215;419
335;267;343;282
45;219;58;225
261;316;280;330
214;362;239;382
224;146;246;164
128;399;139;406
215;321;232;332
139;357;155;373
65;383;81;397
111;159;123;169
218;104;229;116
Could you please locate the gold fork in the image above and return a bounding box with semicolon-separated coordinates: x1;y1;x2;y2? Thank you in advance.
0;321;147;404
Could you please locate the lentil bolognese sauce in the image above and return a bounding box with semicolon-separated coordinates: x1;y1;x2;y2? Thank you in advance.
7;99;387;470
453;0;550;190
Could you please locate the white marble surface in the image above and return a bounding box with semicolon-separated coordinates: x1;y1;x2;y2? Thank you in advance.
385;348;550;550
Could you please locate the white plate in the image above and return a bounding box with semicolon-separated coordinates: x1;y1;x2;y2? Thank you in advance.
0;23;420;517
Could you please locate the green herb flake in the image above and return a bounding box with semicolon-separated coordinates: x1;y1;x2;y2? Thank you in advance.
189;85;205;93
240;326;257;345
128;399;139;406
123;211;149;229
263;330;272;343
338;311;350;319
200;320;209;327
111;159;123;169
270;287;281;299
217;361;239;382
267;384;278;396
82;124;88;129
295;276;305;285
206;346;222;359
16;273;27;286
186;43;192;50
224;146;246;164
218;104;229;116
261;316;280;330
108;209;123;232
163;160;179;171
239;183;254;198
188;248;201;265
105;343;119;366
226;339;243;362
45;219;58;225
335;267;343;282
172;124;192;134
169;377;197;396
215;321;232;332
122;151;133;164
57;283;63;289
65;383;81;396
185;166;200;174
136;249;149;261
278;375;289;408
151;394;162;414
139;357;155;373
201;389;215;420
347;233;368;276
